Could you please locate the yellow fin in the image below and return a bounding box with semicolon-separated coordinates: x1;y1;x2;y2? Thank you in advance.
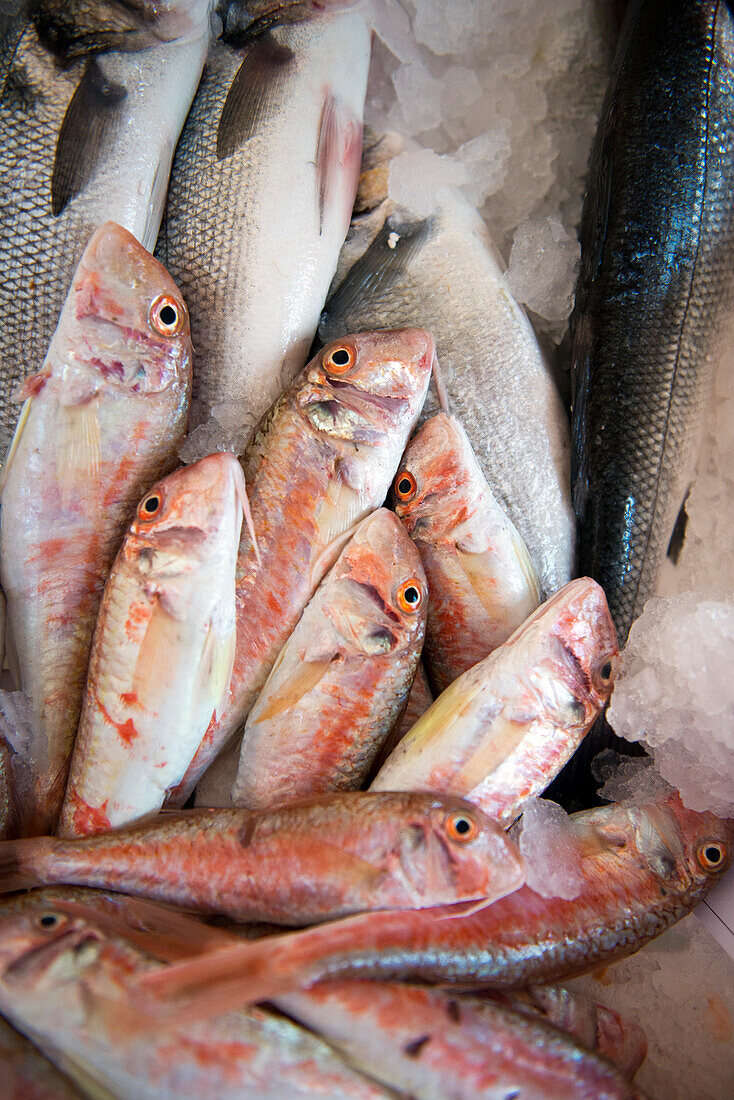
0;397;33;496
56;398;100;498
509;528;542;605
196;620;236;722
253;658;333;723
397;672;488;755
457;549;504;617
131;599;180;703
454;713;531;790
315;473;363;558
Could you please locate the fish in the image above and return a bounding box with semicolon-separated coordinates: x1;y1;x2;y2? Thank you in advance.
217;1;360;44
320;133;575;597
0;890;393;1100
0;792;525;924
167;329;436;805
57;453;248;838
372;660;434;774
126;794;734;1016
392;412;541;695
0;222;193;834
0;1014;84;1099
485;986;647;1080
231;508;427;809
371;578;619;827
276;982;645;1099
571;0;734;644
155;12;370;446
0;5;208;454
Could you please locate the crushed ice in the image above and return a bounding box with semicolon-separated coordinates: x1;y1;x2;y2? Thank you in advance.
517;797;584;899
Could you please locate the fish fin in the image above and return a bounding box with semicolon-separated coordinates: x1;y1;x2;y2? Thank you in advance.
666;490;690;565
55;398;101;497
309;524;358;591
252;659;333;722
0;395;34;496
436;896;495;921
140;143;172;253
0;836;55;893
315;93;362;234
455;714;531;791
196;620;236;722
131;598;182;703
51;59;127;217
456;550;504;617
312;469;363;577
431;352;451;414
216;34;295;160
57;1053;121;1100
386;674;488;760
320;214;433;334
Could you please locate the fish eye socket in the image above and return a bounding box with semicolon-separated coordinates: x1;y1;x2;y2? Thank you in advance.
394;471;417;502
698;841;727;872
37;912;62;930
138;492;162;519
324;345;355;374
397;578;424;612
149;295;185;337
445;812;479;843
595;654;617;687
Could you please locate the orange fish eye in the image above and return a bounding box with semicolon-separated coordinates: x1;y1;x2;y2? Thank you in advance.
397;578;424;613
594;654;618;690
697;841;728;872
149;294;185;337
323;345;355;374
394;470;417;502
444;811;480;843
137;492;162;520
36;911;65;932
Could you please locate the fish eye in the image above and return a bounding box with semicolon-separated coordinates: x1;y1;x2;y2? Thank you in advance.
37;912;63;931
594;654;618;690
394;470;417;502
137;492;162;520
323;345;355;374
149;294;186;337
697;841;728;872
397;578;424;613
444;812;480;843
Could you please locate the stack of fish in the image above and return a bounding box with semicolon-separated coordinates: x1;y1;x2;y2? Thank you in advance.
0;1;731;1097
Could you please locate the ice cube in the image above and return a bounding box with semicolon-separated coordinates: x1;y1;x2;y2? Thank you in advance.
518;797;584;899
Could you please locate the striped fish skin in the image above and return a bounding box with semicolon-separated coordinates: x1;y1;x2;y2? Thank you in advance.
155;12;370;443
0;8;208;455
0;222;192;835
232;508;427;809
0;891;392;1100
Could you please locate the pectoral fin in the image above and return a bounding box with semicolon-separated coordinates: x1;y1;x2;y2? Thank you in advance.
216;34;294;160
253;658;333;722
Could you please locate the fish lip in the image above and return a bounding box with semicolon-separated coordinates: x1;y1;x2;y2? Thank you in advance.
346;579;401;623
3;927;100;983
308;380;412;419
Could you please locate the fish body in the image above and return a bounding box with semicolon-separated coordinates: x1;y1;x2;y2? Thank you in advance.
0;793;525;924
58;453;245;837
321;178;574;596
571;0;734;642
156;13;370;441
372;578;618;827
277;982;644;1100
0;1014;83;1099
0;222;192;833
392;412;541;695
130;795;734;1012
373;660;433;773
0;11;208;454
217;1;360;44
232;508;427;809
0;891;392;1100
169;329;435;803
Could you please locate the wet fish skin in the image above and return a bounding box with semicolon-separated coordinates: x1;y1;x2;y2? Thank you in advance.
156;13;370;444
392;412;541;695
321;163;574;597
128;794;734;1015
371;578;619;827
218;1;360;44
0;14;208;454
58;453;245;838
371;660;433;775
168;328;436;804
0;222;192;835
0;891;392;1100
277;982;644;1100
232;508;427;809
572;0;734;644
0;792;525;924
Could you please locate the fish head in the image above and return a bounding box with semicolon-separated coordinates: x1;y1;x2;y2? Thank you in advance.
125;452;246;579
646;793;734;891
392;413;477;540
517;578;619;730
395;795;526;906
298;329;435;446
326;509;427;656
68;222;192;399
0;902;105;999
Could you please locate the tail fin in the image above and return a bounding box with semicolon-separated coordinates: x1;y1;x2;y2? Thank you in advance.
0;836;55;894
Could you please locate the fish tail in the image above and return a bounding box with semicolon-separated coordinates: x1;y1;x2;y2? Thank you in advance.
0;836;58;894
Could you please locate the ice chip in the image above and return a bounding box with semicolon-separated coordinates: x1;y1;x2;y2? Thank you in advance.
518;797;584;899
608;593;734;816
592;749;673;805
505;215;581;323
388;147;465;217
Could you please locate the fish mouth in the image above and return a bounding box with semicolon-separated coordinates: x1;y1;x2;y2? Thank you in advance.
3;927;101;983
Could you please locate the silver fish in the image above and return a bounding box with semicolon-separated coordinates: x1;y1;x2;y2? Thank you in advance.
156;12;371;447
321;135;575;597
0;4;209;454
